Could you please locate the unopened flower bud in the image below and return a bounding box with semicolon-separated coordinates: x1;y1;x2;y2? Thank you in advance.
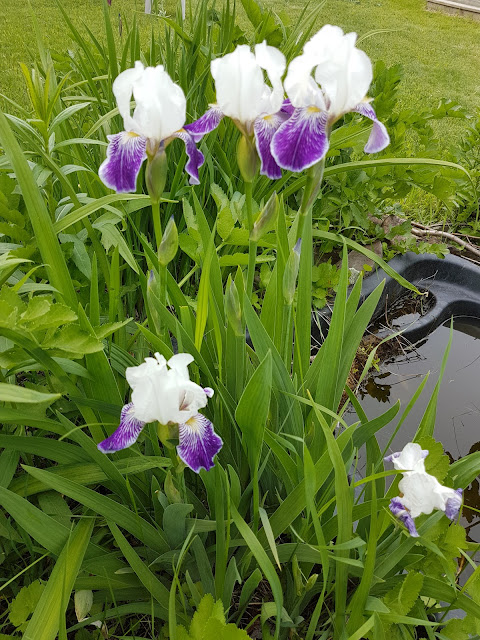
283;239;301;305
164;470;182;503
225;277;243;336
250;192;279;242
237;134;259;184
158;216;178;267
305;573;318;592
146;147;168;204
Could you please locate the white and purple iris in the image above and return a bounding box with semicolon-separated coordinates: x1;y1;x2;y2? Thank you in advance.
99;61;204;193
184;42;288;180
271;24;390;173
385;443;463;537
98;353;222;473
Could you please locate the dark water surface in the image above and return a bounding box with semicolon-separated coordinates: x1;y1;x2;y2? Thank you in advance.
353;318;480;542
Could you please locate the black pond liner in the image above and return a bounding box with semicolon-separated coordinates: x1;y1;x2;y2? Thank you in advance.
313;252;480;343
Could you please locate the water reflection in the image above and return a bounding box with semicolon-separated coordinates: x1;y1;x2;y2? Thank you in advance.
352;318;480;543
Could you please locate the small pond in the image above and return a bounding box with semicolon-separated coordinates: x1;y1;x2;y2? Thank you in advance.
352;317;480;544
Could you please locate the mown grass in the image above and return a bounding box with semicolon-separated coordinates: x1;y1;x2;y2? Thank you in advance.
1;0;480;146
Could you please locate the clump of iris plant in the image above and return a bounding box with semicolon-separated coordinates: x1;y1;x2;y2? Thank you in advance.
384;442;463;537
98;353;222;473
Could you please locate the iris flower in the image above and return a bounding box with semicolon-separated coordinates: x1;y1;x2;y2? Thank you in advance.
271;24;390;173
98;353;222;473
185;42;288;180
99;62;204;193
385;443;463;537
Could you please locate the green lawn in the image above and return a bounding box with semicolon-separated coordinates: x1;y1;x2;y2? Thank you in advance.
1;0;480;148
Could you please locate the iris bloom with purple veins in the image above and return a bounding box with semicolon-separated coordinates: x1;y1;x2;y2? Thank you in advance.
99;62;204;193
185;42;288;180
385;443;463;537
271;24;390;173
98;353;222;473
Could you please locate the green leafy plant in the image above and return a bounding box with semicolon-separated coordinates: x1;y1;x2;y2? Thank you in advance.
0;1;478;639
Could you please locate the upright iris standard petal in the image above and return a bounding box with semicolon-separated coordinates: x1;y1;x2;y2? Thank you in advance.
271;107;329;173
384;442;428;474
170;130;205;185
177;413;223;473
116;62;186;142
97;404;145;453
211;45;267;124
99;132;147;193
254;112;289;179
353;102;390;153
184;106;225;142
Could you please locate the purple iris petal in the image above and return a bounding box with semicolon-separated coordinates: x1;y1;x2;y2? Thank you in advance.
97;403;145;453
177;413;223;473
389;497;419;537
184;106;225;143
352;102;390;154
445;488;463;521
204;387;214;398
99;131;147;193
254;112;289;180
171;130;205;185
271;107;329;173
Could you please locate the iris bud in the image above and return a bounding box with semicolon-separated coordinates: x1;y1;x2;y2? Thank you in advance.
158;216;178;267
146;147;168;204
250;192;278;242
225;277;243;336
237;134;259;184
283;239;302;305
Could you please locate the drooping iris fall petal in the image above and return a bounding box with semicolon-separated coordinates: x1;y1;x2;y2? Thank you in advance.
177;413;223;473
99;132;147;193
97;403;145;453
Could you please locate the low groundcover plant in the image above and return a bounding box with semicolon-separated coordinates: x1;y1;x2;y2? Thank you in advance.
0;2;479;639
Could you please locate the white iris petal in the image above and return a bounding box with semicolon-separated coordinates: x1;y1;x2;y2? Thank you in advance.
112;61;187;142
211;42;286;126
284;24;373;118
125;352;208;425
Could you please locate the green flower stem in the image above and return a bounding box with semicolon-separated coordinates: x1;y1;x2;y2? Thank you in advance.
245;181;257;300
152;199;163;252
151;199;167;327
295;157;325;242
281;302;294;368
292;158;326;383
